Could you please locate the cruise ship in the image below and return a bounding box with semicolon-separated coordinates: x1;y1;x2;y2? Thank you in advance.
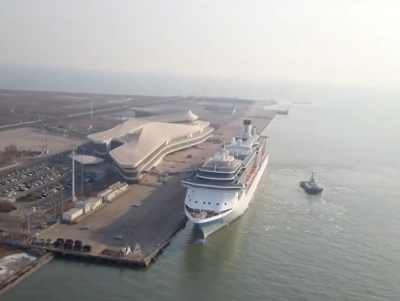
182;119;269;238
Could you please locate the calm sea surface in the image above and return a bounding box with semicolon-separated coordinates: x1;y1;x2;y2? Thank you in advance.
2;81;400;301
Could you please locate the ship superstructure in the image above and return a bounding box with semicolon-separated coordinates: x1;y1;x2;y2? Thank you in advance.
181;120;269;238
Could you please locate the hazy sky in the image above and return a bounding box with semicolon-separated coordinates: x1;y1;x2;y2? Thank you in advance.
1;0;399;87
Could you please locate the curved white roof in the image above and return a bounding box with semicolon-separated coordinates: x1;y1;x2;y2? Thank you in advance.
110;120;210;168
68;154;104;165
88;110;198;143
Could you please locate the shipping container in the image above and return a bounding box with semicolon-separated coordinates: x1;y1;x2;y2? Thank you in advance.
75;201;91;214
97;189;111;198
62;208;83;221
104;190;119;201
119;184;128;193
75;201;88;207
109;182;121;190
87;197;102;210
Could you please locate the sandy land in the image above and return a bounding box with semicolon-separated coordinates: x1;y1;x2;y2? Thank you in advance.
0;128;84;153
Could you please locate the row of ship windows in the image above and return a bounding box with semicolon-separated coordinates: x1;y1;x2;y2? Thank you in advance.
188;199;228;206
239;152;264;177
186;184;240;191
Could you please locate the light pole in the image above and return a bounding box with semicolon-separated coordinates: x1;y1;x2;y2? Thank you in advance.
51;195;56;219
72;147;76;202
53;201;56;219
27;211;31;234
45;123;48;165
61;189;64;215
81;154;84;200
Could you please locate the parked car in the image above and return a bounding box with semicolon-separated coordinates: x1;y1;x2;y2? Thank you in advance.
56;238;65;245
63;243;73;250
83;245;92;252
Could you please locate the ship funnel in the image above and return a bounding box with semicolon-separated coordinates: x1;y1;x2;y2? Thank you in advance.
252;126;257;136
243;120;252;137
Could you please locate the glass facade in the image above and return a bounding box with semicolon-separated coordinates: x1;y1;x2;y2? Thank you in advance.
93;143;107;154
114;163;139;179
111;140;123;150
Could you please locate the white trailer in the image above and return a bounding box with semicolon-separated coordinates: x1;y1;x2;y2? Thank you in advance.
118;184;128;193
104;190;119;202
87;197;102;210
97;189;111;199
62;208;83;222
109;182;121;190
75;201;91;214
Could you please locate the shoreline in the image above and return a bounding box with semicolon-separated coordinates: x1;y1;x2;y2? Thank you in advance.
0;250;53;298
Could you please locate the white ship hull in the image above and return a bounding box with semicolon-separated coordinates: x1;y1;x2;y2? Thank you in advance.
186;152;269;238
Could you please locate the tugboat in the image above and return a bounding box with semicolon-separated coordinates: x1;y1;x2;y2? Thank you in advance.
300;173;323;195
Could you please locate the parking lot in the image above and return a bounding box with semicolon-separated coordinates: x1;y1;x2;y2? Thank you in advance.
19;172;97;212
18;173;112;232
0;159;98;215
0;164;65;201
1;164;50;197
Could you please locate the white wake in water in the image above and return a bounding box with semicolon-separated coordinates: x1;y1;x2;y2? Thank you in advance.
251;167;352;237
0;253;36;281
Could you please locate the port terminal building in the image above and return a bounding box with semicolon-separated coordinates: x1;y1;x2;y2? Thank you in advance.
87;110;214;183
